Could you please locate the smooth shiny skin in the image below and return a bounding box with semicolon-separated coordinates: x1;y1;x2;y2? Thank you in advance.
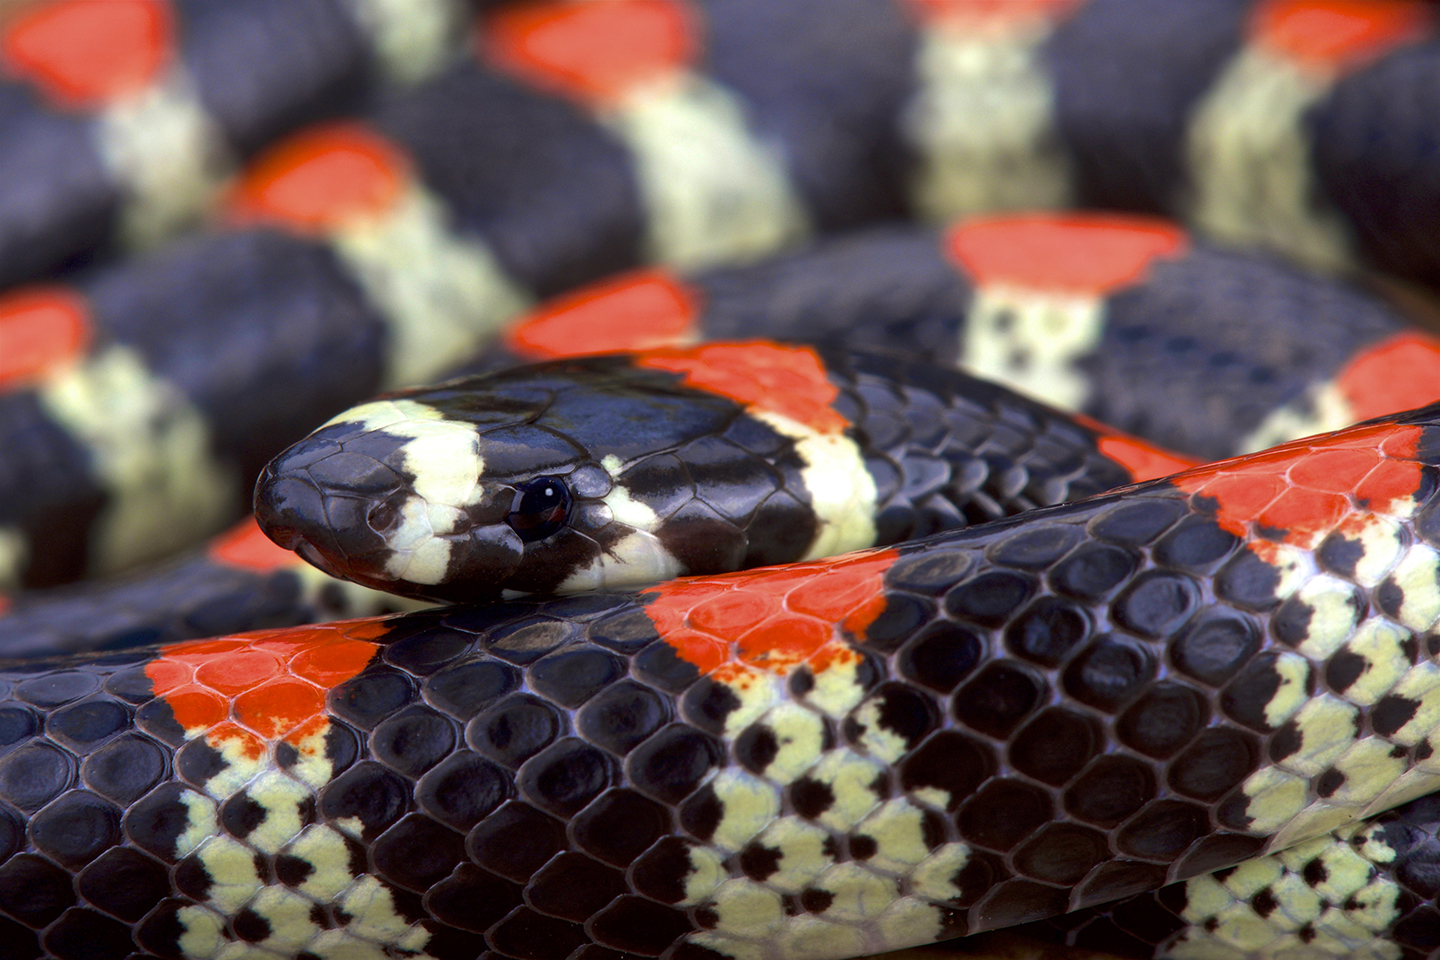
253;343;1169;604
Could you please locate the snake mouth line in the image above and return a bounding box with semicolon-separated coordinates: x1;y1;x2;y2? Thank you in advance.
293;539;348;582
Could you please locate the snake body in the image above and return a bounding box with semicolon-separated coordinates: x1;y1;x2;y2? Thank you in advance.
4;0;1440;590
2;1;1440;959
7;402;1440;959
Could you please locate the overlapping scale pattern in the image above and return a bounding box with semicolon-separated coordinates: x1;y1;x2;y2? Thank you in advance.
0;410;1439;959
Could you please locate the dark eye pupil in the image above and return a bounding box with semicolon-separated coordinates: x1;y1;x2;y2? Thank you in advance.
507;477;571;542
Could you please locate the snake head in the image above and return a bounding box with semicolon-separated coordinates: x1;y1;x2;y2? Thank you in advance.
252;356;769;602
252;392;632;603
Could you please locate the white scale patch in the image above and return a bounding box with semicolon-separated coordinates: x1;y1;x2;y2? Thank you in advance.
681;843;730;905
902;10;1071;221
323;399;485;586
769;916;866;960
703;877;787;940
100;70;231;251
1186;46;1354;273
1290;573;1363;660
1275;694;1359;777
331;182;532;389
717;667;788;740
683;705;975;960
708;768;783;853
39;345;237;577
0;526;26;591
557;454;684;592
1389;543;1440;633
802;647;872;722
1326;738;1410;810
958;285;1106;413
753;703;829;784
748;817;833;892
1260;541;1314;602
810;862;899;922
1337;618;1412;707
806;750;886;833
558;528;685;592
168;722;434;958
610;74;810;270
909;843;971;902
854;799;934;873
850;697;912;765
752;410;879;563
1342;514;1408;587
690;837;962;960
1262;650;1313;729
1384;660;1440;747
1239;605;1440;840
345;0;466;86
1170;823;1404;960
1239;379;1356;455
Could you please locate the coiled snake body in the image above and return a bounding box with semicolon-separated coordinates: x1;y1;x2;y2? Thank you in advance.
2;1;1440;959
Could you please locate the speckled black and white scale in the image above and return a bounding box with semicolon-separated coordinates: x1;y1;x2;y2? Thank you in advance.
1022;789;1440;958
6;404;1440;959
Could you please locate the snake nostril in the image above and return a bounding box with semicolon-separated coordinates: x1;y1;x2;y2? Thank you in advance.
367;500;401;534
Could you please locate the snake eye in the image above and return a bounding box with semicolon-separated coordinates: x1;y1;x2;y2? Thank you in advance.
367;500;401;534
506;476;571;542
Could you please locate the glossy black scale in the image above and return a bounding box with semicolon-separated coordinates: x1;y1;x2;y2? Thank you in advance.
255;343;1139;603
18;418;1440;960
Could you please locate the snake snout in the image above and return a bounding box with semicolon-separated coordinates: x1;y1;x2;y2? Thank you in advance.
252;467;327;553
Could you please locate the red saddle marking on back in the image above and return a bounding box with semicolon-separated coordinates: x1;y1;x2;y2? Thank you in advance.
483;0;696;106
1;0;171;107
1251;0;1431;70
1173;421;1426;550
147;619;388;742
0;287;91;389
505;269;699;359
644;549;898;675
638;341;849;434
207;516;303;573
1071;413;1202;482
901;0;1085;27
222;122;408;233
946;213;1188;294
1335;332;1440;423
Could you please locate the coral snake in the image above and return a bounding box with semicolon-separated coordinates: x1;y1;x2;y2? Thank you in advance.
2;1;1440;959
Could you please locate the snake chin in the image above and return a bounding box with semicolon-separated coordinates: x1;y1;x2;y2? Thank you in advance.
293;539;348;582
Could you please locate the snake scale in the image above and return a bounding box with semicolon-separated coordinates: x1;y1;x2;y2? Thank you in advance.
3;1;1440;959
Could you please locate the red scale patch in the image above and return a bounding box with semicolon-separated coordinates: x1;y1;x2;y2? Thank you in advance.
1172;422;1427;550
223;122;409;233
2;0;171;108
504;269;700;359
208;516;305;573
146;619;389;746
946;213;1188;294
638;341;849;434
1334;332;1440;424
483;0;696;106
1251;0;1430;70
643;549;898;676
0;287;91;390
901;0;1084;27
1070;413;1201;482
